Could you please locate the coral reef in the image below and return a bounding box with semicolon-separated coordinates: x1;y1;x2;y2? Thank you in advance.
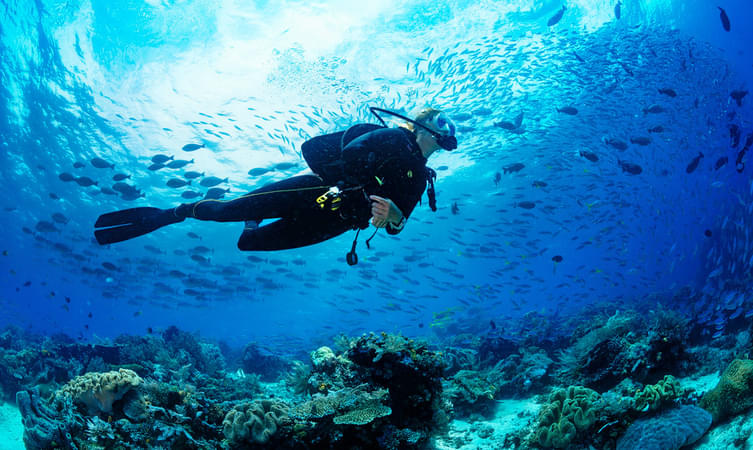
555;308;691;392
533;386;602;448
9;328;447;449
700;358;753;423
616;405;712;450
223;399;289;445
56;368;142;414
633;375;683;412
17;387;79;450
241;342;291;381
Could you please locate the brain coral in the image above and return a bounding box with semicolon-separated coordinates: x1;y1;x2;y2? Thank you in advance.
700;359;753;423
58;368;142;415
616;405;712;450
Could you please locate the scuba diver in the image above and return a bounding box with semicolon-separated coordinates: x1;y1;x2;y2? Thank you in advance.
94;107;457;264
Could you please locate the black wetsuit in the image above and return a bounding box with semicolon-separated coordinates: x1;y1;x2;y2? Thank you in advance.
186;126;430;251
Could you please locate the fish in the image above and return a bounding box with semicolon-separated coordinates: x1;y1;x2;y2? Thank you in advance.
573;52;585;63
191;254;210;264
49;193;60;200
166;178;191;188
148;163;165;171
494;112;524;130
187;232;201;240
205;187;230;199
618;61;633;76
274;162;296;170
166;159;194;169
715;156;728;170
657;88;677;97
647;125;664;133
685;152;704;174
579;150;598;162
532;181;548;188
90;157;114;169
58;172;75;182
494;120;517;130
718;7;730;32
614;0;621;20
74;176;98;187
151;154;173;164
503;163;525;174
184;171;205;179
730;90;748;107
704;229;712;237
630;136;652;146
182;143;205;152
556;106;578;115
604;138;628;151
112;173;131;181
517;201;536;209
35;220;60;232
181;191;203;199
452;112;472;122
200;177;228;187
730;124;741;147
642;104;665;114
73;161;85;169
493;172;502;186
473;107;493;116
51;213;69;224
552;255;563;263
248;168;270;176
451;202;460;215
618;160;642;175
547;5;566;26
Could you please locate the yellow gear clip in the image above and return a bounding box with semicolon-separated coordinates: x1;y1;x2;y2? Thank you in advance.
316;186;342;211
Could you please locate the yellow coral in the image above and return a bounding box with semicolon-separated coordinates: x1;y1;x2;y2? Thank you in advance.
535;386;600;449
58;368;142;415
634;375;681;412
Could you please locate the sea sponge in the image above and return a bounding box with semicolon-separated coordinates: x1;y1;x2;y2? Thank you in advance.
58;368;142;415
634;375;682;412
700;359;753;423
222;399;289;444
311;346;336;371
535;386;601;449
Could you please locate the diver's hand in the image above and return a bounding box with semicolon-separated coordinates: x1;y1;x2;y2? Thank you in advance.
369;195;402;228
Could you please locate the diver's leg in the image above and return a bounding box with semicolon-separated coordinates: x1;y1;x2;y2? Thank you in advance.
237;212;351;251
176;175;329;222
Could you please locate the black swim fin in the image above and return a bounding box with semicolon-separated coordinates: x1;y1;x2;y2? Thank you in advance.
94;207;184;245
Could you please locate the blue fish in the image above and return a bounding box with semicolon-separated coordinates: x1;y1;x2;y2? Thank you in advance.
547;5;566;26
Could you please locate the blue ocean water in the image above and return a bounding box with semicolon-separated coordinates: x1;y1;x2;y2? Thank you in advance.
1;0;753;447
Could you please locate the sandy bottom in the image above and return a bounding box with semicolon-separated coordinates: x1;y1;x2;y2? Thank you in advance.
435;398;540;449
0;402;24;450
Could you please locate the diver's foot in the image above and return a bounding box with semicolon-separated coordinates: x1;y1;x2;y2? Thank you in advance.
244;219;261;231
